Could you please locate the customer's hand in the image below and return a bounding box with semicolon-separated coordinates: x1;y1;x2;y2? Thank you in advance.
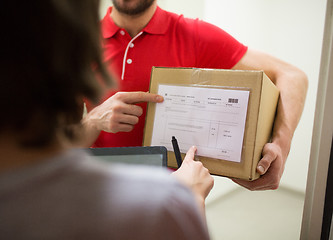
172;146;214;214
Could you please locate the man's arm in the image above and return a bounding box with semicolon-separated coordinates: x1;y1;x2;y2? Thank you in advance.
79;92;164;147
232;48;308;190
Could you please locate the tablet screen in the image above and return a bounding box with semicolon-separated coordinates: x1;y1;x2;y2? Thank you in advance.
88;146;167;167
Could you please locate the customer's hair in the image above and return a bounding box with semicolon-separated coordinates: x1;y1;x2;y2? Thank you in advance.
0;0;112;147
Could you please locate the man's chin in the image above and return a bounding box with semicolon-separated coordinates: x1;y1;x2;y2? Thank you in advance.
112;0;155;16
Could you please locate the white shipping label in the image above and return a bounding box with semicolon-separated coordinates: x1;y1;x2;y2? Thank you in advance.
151;84;250;163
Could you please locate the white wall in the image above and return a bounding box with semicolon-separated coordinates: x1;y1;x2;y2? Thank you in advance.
99;0;110;18
99;0;327;193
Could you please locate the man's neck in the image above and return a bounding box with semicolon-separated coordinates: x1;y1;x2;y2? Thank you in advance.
110;2;157;38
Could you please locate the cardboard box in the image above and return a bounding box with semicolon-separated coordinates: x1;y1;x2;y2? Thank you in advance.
144;67;279;181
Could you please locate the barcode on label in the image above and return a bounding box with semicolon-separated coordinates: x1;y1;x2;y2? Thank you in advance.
228;98;239;103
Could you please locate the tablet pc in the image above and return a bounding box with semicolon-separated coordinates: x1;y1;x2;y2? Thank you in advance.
88;146;168;167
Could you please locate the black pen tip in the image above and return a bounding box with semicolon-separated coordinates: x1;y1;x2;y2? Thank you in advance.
172;136;175;140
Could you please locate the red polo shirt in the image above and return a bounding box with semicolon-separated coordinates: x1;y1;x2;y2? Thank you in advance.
92;6;248;147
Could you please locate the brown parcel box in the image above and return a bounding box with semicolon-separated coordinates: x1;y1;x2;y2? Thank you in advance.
143;67;279;181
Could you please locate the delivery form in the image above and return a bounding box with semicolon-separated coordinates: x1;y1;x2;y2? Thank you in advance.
151;84;250;163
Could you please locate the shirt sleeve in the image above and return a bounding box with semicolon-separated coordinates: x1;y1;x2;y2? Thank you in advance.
193;19;248;69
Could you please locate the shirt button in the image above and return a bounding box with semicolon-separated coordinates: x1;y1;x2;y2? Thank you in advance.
129;43;134;48
120;30;125;35
127;59;133;64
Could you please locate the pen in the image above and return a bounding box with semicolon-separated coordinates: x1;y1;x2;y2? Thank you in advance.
171;136;182;168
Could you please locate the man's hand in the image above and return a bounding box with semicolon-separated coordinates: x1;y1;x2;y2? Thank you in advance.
232;142;285;191
81;91;163;146
232;48;308;190
171;146;214;214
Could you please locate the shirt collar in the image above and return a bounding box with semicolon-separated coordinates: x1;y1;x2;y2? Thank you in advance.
101;7;119;39
101;6;169;39
142;6;169;35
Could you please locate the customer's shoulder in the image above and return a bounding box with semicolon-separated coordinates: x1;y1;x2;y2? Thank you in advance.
67;149;185;194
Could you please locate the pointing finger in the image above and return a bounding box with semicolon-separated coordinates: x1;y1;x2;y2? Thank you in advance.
114;91;164;104
184;146;197;162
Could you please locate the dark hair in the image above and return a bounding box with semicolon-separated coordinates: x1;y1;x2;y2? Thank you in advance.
0;0;112;147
